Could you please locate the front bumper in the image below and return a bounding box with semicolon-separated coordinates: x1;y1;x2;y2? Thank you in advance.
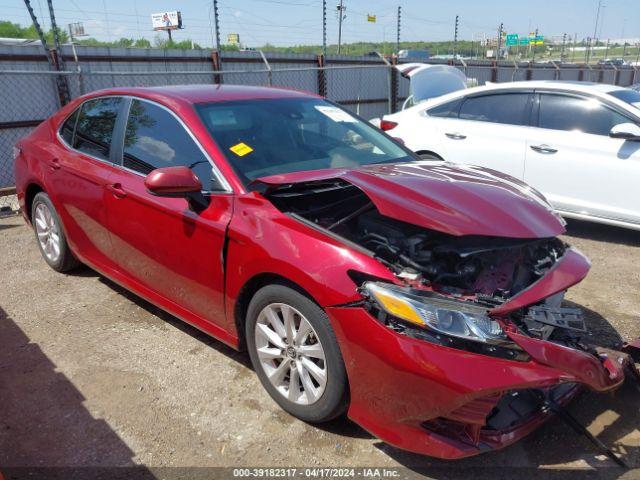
327;306;633;459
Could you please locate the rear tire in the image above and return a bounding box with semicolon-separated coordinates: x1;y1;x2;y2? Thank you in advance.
246;284;348;423
31;192;80;272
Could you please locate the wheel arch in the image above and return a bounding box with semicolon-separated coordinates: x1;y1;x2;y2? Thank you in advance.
233;272;318;351
415;150;444;160
24;182;46;223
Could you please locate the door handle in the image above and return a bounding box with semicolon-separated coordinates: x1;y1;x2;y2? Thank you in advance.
530;144;558;154
445;132;467;140
49;158;61;171
106;183;127;199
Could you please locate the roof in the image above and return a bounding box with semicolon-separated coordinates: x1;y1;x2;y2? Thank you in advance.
475;80;627;94
83;84;317;105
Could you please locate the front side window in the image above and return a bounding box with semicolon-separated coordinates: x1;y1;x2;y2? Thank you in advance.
459;93;531;126
73;97;122;161
608;88;640;109
538;94;630;136
196;97;412;184
123;99;218;190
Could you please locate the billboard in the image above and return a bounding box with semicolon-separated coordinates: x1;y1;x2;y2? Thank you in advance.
151;11;182;31
227;33;240;45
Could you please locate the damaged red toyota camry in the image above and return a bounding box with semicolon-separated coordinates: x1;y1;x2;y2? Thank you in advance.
14;85;639;461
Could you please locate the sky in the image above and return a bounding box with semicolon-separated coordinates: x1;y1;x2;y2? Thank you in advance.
3;0;640;48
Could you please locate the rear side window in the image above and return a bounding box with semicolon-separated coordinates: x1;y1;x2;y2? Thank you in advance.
123;99;217;190
538;94;631;136
427;98;462;118
459;93;531;126
74;97;123;161
60;108;79;145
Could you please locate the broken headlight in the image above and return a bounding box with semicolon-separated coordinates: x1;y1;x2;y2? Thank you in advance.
363;282;506;343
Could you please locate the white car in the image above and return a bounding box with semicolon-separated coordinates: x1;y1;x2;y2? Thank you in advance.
380;80;640;231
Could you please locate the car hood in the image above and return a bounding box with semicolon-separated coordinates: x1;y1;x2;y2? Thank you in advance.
255;161;566;238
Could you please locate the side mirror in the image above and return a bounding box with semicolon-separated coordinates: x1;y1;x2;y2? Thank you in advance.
145;166;207;211
609;123;640;141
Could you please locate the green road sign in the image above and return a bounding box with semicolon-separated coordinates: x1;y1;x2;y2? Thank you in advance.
519;38;529;46
505;34;518;46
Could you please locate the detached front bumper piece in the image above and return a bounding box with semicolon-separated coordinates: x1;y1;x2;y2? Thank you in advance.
328;306;636;460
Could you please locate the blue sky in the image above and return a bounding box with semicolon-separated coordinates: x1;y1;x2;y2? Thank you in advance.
4;0;640;48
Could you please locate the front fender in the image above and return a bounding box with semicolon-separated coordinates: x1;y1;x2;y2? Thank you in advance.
223;193;396;334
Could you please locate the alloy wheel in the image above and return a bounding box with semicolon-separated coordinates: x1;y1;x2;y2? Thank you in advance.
34;203;61;263
254;303;327;405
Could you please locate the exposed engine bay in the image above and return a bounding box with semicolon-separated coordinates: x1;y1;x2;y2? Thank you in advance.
266;180;562;297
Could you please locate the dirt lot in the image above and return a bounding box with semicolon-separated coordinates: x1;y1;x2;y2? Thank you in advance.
1;213;639;478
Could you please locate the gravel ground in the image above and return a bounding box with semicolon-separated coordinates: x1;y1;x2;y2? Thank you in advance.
1;213;639;479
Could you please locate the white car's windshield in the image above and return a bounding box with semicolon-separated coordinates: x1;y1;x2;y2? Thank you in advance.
608;89;640;110
196;97;412;184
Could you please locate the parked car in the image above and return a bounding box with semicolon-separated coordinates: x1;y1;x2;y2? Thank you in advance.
378;80;640;231
14;85;638;461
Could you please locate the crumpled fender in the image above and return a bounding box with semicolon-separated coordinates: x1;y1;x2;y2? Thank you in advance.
490;248;591;316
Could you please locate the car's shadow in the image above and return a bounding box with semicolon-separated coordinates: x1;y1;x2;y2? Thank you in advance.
69;267;640;473
563;218;640;247
0;306;155;479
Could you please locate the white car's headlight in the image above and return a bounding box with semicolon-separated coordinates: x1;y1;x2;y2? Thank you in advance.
363;282;506;343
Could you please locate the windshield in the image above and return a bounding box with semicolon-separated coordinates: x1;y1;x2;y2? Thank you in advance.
196;97;412;184
608;88;640;109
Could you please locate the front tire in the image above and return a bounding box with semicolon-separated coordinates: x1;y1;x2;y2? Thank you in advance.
246;284;348;423
31;192;80;272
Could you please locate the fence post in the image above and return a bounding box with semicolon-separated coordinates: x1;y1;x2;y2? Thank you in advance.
258;50;272;87
211;50;222;84
491;60;498;83
525;61;533;81
49;48;70;105
389;55;398;113
77;65;85;95
316;54;327;97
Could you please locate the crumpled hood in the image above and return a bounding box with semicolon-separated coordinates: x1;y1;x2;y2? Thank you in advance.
255;161;566;238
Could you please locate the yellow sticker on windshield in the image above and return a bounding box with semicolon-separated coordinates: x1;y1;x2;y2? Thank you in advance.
230;142;253;157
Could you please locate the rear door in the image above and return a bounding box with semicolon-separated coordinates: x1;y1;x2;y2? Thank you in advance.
524;91;640;225
105;97;234;331
51;97;125;269
432;91;534;179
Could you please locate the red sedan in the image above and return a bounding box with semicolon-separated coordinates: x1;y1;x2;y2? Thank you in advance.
13;85;638;460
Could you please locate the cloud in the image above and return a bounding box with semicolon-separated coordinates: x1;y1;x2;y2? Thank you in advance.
136;136;175;163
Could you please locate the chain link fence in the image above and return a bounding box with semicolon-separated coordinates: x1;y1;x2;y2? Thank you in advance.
1;59;639;215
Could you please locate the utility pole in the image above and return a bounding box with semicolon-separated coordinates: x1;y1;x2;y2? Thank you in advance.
396;6;401;56
604;38;609;59
336;0;345;55
532;27;538;62
212;0;221;53
212;0;222;70
497;22;503;60
585;37;590;63
453;15;459;58
560;32;567;62
322;0;326;57
587;0;602;65
572;32;577;62
24;0;70;104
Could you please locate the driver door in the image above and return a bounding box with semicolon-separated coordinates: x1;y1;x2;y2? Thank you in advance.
105;97;234;330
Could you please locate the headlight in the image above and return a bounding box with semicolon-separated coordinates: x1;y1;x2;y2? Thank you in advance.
363;282;506;343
